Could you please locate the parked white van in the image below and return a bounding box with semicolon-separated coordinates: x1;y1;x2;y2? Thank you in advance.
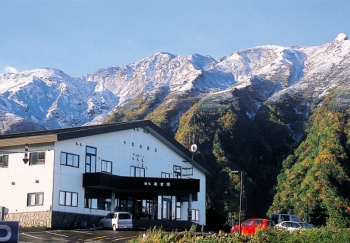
99;212;133;231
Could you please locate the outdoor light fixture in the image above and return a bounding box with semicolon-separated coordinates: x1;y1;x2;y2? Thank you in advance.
23;143;29;164
232;170;244;234
35;180;39;183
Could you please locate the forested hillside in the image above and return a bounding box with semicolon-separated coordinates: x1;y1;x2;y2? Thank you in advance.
269;91;350;227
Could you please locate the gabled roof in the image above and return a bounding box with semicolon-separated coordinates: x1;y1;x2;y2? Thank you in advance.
0;120;212;175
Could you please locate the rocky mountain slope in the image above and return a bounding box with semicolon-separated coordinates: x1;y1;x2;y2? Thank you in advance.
0;33;348;134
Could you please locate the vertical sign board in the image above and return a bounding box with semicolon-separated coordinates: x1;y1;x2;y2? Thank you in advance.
0;221;19;243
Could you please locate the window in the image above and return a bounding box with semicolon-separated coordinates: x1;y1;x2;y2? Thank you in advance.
130;166;145;177
173;165;181;178
291;222;299;228
119;213;131;219
243;220;253;226
84;188;111;210
254;220;263;225
85;198;98;209
60;152;79;167
191;209;200;222
85;146;96;173
59;191;78;207
161;172;170;178
0;155;9;168
29;152;45;165
101;160;112;173
176;202;181;219
27;192;44;206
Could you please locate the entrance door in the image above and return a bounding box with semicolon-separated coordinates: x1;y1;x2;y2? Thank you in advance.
162;198;171;220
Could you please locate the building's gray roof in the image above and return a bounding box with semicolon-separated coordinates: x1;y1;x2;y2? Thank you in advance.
0;120;212;175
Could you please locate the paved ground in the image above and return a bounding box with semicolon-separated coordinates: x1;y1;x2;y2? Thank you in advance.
19;227;142;243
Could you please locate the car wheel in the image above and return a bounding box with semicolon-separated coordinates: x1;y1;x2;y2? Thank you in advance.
113;224;117;231
100;223;104;229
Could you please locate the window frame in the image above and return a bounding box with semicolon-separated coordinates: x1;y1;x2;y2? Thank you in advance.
85;146;97;173
29;151;46;165
161;172;170;178
176;202;181;219
173;165;181;178
191;209;200;222
130;165;145;177
27;192;44;206
0;155;9;168
101;160;112;174
59;190;78;207
60;152;79;168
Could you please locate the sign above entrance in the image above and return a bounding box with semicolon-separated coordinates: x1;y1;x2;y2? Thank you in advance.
143;181;171;187
83;173;200;193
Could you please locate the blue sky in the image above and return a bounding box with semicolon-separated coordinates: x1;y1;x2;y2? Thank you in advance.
1;0;350;77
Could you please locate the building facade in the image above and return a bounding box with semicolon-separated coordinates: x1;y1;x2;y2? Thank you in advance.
0;120;211;228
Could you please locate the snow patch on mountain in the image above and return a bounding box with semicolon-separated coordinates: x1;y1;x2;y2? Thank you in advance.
0;33;349;132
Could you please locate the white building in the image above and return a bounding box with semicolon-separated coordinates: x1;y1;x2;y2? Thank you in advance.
0;120;211;228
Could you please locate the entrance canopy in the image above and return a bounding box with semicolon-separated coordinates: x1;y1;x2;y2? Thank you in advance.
83;173;199;198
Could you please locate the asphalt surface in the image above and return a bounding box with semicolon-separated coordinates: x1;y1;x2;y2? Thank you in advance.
19;227;142;243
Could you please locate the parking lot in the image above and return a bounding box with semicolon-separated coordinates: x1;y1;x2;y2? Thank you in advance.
19;228;141;243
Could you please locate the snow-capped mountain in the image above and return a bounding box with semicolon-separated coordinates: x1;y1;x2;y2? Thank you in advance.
0;33;349;134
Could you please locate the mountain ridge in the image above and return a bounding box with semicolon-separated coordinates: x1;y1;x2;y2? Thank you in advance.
0;33;348;134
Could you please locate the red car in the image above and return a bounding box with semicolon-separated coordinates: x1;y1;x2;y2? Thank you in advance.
230;218;275;235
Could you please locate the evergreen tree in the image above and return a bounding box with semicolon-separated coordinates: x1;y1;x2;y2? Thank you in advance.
268;93;350;227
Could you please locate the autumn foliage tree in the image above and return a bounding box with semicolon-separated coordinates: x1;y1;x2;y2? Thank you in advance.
268;93;350;227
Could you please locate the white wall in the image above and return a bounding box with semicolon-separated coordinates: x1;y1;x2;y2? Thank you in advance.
52;128;208;225
0;146;54;214
0;127;207;225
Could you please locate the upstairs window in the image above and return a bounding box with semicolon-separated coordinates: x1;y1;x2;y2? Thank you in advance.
130;166;145;177
173;165;181;178
85;146;97;173
60;152;79;167
101;160;112;173
0;155;9;168
29;152;45;165
161;172;170;178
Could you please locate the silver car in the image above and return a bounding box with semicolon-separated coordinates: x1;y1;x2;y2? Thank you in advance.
99;212;133;231
276;221;313;231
